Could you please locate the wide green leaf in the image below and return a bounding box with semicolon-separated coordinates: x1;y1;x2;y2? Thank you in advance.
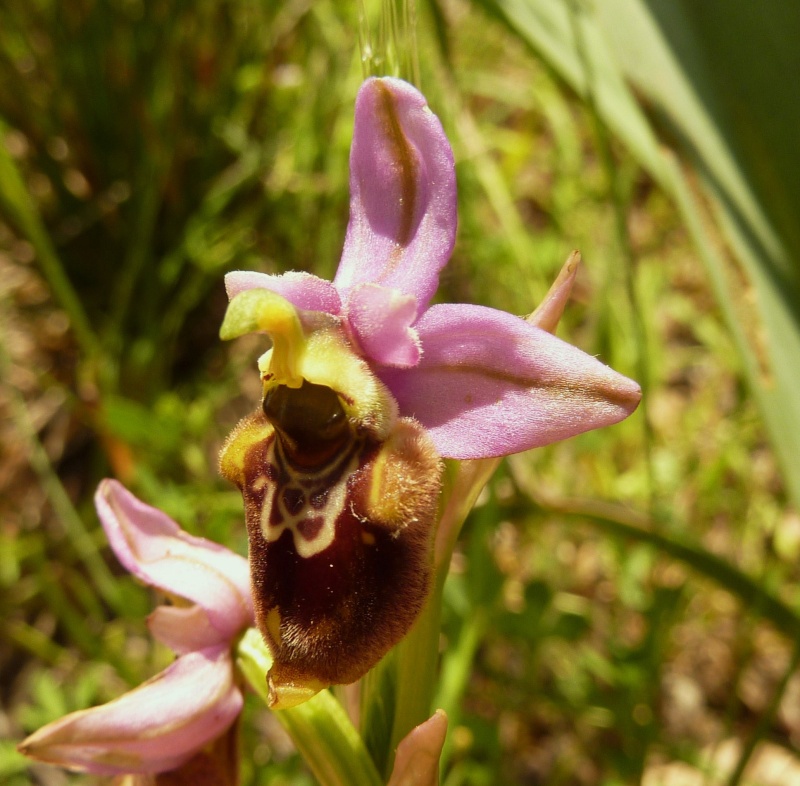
470;0;800;507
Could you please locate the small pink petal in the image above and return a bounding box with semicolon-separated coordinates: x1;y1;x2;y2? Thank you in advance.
95;480;254;642
147;606;226;655
388;710;448;786
335;77;457;309
379;304;642;459
345;283;421;367
18;647;242;776
225;270;342;315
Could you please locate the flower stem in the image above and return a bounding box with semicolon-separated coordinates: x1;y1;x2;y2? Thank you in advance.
383;457;501;775
237;629;382;786
385;566;446;774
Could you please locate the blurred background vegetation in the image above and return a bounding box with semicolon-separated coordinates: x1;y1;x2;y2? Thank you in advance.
2;1;800;784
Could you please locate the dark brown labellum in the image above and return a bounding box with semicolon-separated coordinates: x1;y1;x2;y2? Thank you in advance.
220;383;441;707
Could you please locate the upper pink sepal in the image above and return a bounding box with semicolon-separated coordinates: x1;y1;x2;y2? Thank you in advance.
225;270;342;315
95;480;254;642
334;77;457;310
345;282;421;367
17;647;242;776
379;303;642;459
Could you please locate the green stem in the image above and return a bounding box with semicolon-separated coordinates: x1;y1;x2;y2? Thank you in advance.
435;607;488;771
434;459;501;570
386;566;447;774
384;458;501;775
237;629;382;786
360;648;399;776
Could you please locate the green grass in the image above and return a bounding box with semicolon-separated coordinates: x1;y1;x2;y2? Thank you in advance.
1;1;798;784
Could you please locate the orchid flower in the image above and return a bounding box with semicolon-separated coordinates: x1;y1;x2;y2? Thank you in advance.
218;77;641;708
18;480;254;778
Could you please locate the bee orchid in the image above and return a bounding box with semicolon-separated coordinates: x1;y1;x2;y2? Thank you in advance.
219;77;641;708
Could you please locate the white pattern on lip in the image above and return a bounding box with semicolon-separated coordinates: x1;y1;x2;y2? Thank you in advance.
257;440;361;559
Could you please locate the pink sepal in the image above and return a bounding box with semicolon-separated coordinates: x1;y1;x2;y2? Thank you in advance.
528;250;580;332
335;77;457;310
17;647;242;776
380;304;642;459
95;480;254;642
388;710;448;786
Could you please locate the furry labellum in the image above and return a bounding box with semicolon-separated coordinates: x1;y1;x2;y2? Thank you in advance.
219;289;442;708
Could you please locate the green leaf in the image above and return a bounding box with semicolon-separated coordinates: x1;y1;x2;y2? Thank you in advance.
593;0;800;509
471;0;800;509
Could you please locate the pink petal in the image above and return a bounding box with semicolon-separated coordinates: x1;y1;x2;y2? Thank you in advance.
95;480;254;642
17;647;242;776
345;282;421;367
147;606;227;655
334;77;457;309
388;710;448;786
379;304;642;459
225;270;342;315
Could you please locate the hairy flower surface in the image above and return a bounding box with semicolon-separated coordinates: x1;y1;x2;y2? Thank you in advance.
18;481;253;777
220;77;641;708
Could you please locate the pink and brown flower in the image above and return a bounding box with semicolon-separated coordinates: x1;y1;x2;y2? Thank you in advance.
219;77;641;708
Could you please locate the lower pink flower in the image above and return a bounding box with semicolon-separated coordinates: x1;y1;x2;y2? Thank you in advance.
18;480;254;777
